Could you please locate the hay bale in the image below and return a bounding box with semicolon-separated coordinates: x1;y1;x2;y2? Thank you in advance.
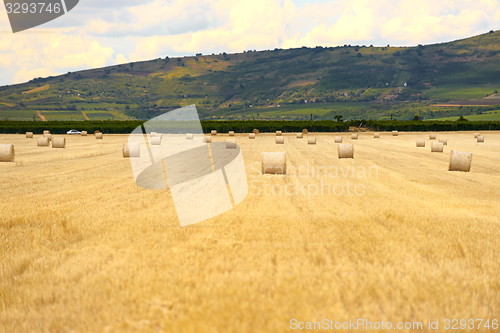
253;129;259;134
392;131;398;136
374;133;380;138
44;134;52;141
338;144;354;159
186;133;194;140
81;131;87;136
226;139;236;149
262;152;286;174
276;131;282;136
229;131;235;136
95;133;103;139
431;142;444;152
43;130;50;135
296;133;303;138
416;139;425;147
335;136;342;143
308;137;316;145
474;132;480;139
203;136;212;143
0;144;14;162
52;137;66;148
429;133;436;140
249;133;256;139
477;136;484;143
151;136;162;145
94;130;101;135
439;138;448;145
37;137;49;147
123;143;140;158
351;133;358;140
26;132;33;138
449;150;472;172
275;136;284;144
302;129;308;134
211;130;217;136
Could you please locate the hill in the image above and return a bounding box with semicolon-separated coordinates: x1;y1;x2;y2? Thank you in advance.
1;30;500;121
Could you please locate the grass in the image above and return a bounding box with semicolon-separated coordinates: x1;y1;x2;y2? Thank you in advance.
431;110;500;121
424;84;500;100
0;110;40;120
22;84;50;94
1;131;499;332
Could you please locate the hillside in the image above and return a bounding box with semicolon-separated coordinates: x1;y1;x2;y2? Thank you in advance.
1;30;500;121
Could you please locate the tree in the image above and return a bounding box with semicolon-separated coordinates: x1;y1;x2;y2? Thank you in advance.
457;116;468;121
334;114;344;122
412;114;421;121
357;52;362;57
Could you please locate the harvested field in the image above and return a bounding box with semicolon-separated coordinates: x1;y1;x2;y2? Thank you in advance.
1;131;500;332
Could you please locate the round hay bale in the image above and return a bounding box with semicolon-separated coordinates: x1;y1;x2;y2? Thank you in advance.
52;137;66;148
204;136;212;143
186;133;194;140
439;138;448;145
302;129;308;134
477;136;484;143
374;133;380;138
296;133;303;139
392;131;398;136
95;132;103;139
37;137;49;147
276;131;282;136
43;130;50;135
123;143;140;158
429;133;437;140
253;129;259;135
26;132;33;138
151;136;162;145
81;131;88;136
449;150;472;172
474;132;480;139
211;130;217;136
44;133;52;141
0;144;14;162
338;144;354;159
308;137;316;145
249;133;256;139
228;131;235;136
351;133;358;140
335;136;342;143
416;139;425;147
226;139;236;149
275;136;284;144
262;152;286;175
431;142;444;152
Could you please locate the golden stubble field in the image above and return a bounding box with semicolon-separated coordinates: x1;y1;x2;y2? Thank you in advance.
1;131;499;333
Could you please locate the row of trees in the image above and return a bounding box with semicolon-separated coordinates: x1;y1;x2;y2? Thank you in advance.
0;120;499;134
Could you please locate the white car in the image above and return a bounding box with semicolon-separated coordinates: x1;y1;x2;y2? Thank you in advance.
67;129;81;135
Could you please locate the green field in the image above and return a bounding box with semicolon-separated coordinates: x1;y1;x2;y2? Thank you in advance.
424;84;500;100
0;110;40;120
431;110;500;121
